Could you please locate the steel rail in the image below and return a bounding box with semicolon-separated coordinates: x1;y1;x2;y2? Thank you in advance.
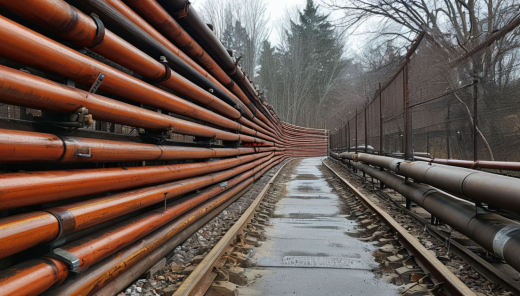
173;158;291;296
322;161;474;296
332;157;520;295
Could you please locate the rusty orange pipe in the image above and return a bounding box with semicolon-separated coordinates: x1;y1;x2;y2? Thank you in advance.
0;14;275;143
49;156;284;296
57;155;279;272
82;0;254;120
0;0;244;123
0;65;273;144
93;0;277;134
4;157;283;296
0;152;272;211
0;129;275;164
121;0;276;133
0;153;273;259
0;258;68;296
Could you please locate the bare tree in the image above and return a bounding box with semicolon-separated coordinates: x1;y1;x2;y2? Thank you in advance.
196;0;270;75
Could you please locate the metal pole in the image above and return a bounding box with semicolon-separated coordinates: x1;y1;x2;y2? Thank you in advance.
355;110;358;153
447;103;451;159
347;121;350;152
379;83;383;156
405;59;413;161
364;108;368;153
473;75;478;162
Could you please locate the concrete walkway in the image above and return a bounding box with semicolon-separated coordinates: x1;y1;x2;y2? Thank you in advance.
238;157;399;296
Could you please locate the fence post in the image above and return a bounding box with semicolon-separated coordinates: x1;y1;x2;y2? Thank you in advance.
355;110;358;153
379;83;383;156
404;58;413;161
364;108;368;153
473;74;478;162
447;103;451;159
347;121;350;152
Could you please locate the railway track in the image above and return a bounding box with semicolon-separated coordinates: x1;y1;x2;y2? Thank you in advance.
172;157;477;296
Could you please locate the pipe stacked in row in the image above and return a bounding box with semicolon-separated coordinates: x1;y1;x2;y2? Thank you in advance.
0;0;328;295
331;152;520;274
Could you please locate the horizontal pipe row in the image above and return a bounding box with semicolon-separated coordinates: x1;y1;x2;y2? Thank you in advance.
0;1;327;295
0;128;275;164
0;155;284;296
330;154;520;274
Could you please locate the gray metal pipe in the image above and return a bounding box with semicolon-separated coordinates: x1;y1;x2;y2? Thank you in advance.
343;159;520;273
354;153;520;215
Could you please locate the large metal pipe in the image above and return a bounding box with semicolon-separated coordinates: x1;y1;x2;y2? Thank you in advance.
0;157;283;296
122;0;274;131
414;156;520;171
47;156;283;296
0;0;283;145
0;0;240;120
0;15;275;144
356;153;520;215
0;128;274;164
0;64;270;145
157;0;275;129
340;158;520;273
0;152;272;211
96;0;277;137
0;153;273;258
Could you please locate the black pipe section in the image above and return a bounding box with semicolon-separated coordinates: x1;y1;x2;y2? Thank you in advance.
77;0;246;115
157;0;265;115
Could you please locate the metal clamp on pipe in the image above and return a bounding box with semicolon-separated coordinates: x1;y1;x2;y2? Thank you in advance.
155;56;172;82
174;0;191;18
87;14;105;48
44;208;77;240
49;248;80;270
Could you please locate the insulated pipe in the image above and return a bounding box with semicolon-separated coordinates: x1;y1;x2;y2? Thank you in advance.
156;0;275;129
356;153;520;214
0;65;270;145
42;157;283;296
0;15;274;143
414;156;520;171
0;128;274;164
0;152;272;211
122;0;275;133
0;153;274;259
342;159;520;273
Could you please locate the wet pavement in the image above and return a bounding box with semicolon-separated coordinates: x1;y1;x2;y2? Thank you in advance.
238;157;399;296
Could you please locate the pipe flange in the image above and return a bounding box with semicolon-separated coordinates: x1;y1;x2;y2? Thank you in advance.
88;14;106;48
